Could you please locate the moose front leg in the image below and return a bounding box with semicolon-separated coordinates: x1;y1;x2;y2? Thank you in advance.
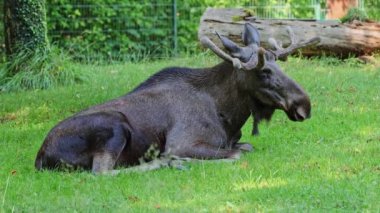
168;142;242;160
229;130;254;152
103;130;244;175
252;117;260;136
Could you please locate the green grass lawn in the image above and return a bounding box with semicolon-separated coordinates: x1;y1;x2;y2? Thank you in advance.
0;55;379;212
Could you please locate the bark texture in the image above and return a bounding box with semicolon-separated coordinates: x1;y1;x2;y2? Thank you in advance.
198;8;380;57
4;0;49;59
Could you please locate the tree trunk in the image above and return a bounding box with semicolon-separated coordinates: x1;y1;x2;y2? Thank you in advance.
4;0;49;61
198;8;380;58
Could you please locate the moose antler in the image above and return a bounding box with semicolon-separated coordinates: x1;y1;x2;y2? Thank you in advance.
200;35;265;70
200;36;242;69
268;27;321;61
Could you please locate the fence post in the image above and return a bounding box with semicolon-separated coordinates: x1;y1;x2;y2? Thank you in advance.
172;0;178;56
314;0;321;20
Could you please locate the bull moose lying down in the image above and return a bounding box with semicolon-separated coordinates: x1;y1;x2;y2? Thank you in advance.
35;24;320;174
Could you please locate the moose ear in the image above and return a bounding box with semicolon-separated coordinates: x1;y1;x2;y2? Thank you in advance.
243;23;260;46
216;32;242;55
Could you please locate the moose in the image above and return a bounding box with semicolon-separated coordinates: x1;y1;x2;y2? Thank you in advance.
35;24;320;174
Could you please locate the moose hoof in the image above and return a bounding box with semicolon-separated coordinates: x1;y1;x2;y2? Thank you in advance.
235;143;254;152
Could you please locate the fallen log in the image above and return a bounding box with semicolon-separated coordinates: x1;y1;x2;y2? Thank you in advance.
198;8;380;58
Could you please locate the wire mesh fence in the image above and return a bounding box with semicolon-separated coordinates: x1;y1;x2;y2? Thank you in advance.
46;1;177;61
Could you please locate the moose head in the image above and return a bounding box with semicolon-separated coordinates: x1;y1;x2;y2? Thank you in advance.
201;23;320;123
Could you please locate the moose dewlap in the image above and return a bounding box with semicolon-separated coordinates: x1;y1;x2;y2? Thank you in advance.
35;24;320;174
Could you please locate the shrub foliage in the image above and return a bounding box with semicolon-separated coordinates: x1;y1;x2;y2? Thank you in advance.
340;7;369;23
47;0;176;60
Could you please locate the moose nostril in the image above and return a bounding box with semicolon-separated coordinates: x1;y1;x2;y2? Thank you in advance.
296;107;308;120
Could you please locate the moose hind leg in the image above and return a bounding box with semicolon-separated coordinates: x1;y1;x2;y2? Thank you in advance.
91;125;129;174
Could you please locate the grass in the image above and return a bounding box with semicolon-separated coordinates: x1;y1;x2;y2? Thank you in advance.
0;46;85;92
0;54;379;212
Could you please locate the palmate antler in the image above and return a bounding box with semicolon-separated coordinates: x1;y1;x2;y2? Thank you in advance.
200;23;266;71
200;35;265;71
200;36;243;69
268;26;321;61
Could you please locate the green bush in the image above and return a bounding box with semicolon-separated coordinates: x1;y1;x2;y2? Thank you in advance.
47;0;175;61
340;7;369;23
363;0;380;21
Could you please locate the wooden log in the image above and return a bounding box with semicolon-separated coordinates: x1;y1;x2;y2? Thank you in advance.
198;8;380;58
